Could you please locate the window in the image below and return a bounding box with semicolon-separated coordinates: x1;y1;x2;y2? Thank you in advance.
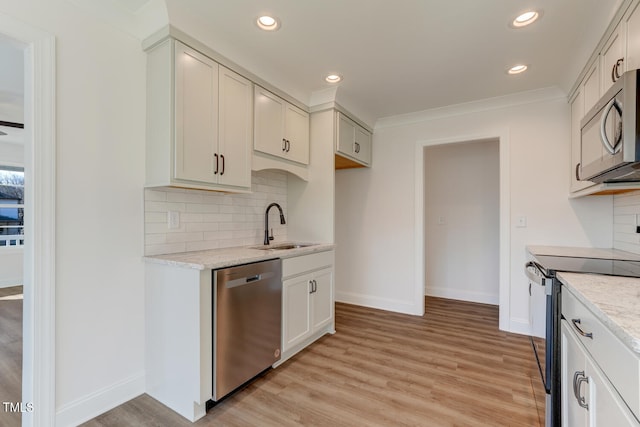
0;166;24;246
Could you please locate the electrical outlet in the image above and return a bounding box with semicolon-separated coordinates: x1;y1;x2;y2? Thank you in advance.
437;216;446;225
516;216;527;228
168;211;180;229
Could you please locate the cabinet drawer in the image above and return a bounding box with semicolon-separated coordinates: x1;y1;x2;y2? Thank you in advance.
562;287;640;419
282;250;334;278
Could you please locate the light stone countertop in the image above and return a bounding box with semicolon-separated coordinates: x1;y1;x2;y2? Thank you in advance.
527;245;640;261
143;242;335;270
557;271;640;354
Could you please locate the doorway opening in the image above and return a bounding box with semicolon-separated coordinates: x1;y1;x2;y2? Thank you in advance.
0;18;56;426
414;131;510;329
423;139;500;305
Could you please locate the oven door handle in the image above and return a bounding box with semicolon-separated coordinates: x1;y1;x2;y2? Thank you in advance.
525;261;553;290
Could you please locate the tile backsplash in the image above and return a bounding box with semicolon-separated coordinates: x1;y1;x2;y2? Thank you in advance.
613;190;640;255
145;170;288;255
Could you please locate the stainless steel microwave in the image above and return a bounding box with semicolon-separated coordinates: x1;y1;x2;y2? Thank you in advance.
579;69;640;183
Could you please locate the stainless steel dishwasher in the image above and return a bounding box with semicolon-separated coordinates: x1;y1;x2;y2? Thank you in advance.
212;258;282;401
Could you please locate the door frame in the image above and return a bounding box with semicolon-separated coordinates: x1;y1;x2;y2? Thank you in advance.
414;130;510;330
0;14;57;426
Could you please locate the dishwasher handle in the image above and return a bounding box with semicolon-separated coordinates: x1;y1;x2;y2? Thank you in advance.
223;271;276;289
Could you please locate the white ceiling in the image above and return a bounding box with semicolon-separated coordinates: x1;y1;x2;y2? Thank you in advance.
163;0;623;124
3;0;627;126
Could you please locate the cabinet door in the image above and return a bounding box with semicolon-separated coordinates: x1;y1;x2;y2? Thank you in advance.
337;112;356;156
626;2;640;72
254;86;286;158
601;27;625;94
587;356;639;427
282;274;312;352
284;103;310;165
311;268;334;331
354;126;372;165
570;90;595;193
174;41;219;184
218;66;252;188
583;60;600;115
562;321;589;427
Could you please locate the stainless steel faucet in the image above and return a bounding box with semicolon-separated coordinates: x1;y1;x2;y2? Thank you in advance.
264;202;286;245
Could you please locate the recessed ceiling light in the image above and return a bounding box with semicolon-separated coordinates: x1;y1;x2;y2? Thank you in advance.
256;15;280;31
325;74;343;84
508;64;528;75
511;10;542;28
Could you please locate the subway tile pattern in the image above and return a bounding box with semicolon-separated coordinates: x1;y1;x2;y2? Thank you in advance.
144;170;288;255
614;190;640;255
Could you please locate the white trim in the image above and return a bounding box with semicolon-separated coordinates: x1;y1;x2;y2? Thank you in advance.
55;372;145;427
376;87;565;130
425;286;499;306
508;317;532;337
415;130;511;331
335;290;423;315
0;14;57;427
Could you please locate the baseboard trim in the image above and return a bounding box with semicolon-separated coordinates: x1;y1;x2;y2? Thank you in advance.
335;291;423;315
55;372;145;427
508;317;534;337
425;286;499;305
0;279;22;288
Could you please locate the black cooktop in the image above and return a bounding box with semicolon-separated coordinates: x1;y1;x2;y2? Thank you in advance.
534;255;640;278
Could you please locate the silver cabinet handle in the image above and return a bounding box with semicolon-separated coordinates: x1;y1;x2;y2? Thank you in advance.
573;371;589;410
571;318;593;339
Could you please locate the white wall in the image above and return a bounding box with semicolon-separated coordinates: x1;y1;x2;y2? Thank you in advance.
424;139;499;304
0;1;148;424
335;88;614;333
0;248;22;287
144;170;288;255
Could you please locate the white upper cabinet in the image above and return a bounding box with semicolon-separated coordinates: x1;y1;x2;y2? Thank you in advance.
570;89;596;193
336;112;372;167
254;86;309;165
625;2;640;71
582;60;601;115
146;39;252;192
601;26;625;94
174;43;219;184
217;65;253;188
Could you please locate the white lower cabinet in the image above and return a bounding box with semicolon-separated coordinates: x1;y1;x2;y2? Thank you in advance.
561;306;640;426
280;250;335;362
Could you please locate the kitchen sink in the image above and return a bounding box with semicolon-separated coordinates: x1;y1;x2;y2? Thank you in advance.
251;243;314;250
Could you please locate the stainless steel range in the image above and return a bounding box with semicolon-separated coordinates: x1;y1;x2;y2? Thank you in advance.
525;252;640;427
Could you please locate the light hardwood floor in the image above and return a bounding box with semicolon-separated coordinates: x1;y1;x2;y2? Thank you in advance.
0;286;23;427
84;297;545;427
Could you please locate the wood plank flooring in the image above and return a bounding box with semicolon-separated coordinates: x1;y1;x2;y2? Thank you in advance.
84;297;545;427
0;286;23;427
